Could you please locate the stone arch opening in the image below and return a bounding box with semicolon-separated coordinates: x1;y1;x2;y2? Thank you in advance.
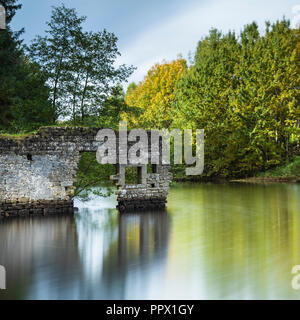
74;151;116;201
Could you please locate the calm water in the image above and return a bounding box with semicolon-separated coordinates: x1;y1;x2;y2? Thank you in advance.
0;183;300;300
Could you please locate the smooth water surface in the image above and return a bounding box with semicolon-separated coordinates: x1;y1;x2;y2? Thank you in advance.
0;183;300;299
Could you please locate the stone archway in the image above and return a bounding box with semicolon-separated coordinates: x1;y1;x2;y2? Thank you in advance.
0;127;172;218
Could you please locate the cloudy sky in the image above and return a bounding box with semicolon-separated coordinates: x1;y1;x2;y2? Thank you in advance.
11;0;300;85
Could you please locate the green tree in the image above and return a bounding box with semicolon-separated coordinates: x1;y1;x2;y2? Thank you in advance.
124;59;187;129
0;0;23;129
74;152;115;201
0;0;52;132
98;85;128;129
233;20;300;167
9;58;52;132
29;4;135;124
28;4;86;122
173;29;240;176
174;21;299;177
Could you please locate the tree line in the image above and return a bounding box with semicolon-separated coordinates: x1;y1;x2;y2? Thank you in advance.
125;21;300;178
0;0;299;178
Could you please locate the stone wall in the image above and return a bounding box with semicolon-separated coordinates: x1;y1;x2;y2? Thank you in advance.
0;127;172;218
113;165;172;212
0;127;100;218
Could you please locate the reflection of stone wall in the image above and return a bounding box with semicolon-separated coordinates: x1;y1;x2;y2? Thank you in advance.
101;211;170;298
0;127;172;217
0;5;5;30
0;200;74;218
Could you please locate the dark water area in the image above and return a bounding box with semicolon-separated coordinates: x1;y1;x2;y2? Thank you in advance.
0;183;300;300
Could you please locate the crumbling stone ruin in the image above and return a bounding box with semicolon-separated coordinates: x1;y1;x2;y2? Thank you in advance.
0;127;172;218
112;163;171;212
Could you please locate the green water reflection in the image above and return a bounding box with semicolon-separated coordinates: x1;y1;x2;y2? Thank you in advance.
0;183;299;299
166;183;300;299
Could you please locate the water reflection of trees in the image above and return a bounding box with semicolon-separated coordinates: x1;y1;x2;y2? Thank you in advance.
66;207;170;299
0;215;80;299
165;183;300;299
2;183;299;299
0;207;171;299
198;184;300;299
100;211;170;299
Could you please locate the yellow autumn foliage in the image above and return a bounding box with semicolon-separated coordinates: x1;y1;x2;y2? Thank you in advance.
123;59;187;129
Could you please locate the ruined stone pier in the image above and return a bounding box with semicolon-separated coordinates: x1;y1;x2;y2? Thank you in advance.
0;127;172;218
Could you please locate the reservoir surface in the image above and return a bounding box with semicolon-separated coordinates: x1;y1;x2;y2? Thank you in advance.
1;183;300;299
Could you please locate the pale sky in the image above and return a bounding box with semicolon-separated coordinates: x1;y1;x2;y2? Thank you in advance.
11;0;300;85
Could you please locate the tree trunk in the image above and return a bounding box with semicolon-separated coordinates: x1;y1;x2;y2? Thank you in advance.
72;73;80;124
80;71;89;123
52;54;64;122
